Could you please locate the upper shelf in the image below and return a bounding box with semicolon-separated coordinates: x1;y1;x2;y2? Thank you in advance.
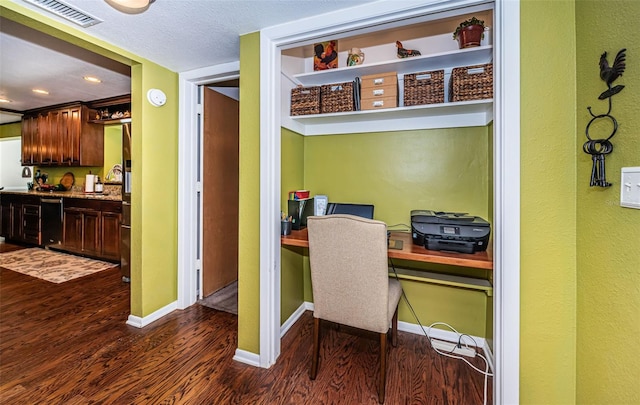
292;46;493;86
289;99;493;136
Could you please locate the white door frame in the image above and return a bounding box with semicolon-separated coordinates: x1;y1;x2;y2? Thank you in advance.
178;0;520;403
177;61;240;310
259;0;520;403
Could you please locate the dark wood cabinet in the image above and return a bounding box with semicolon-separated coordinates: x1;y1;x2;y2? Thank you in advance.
101;211;121;261
1;203;10;238
21;103;103;167
0;194;40;244
62;198;121;261
21;115;37;166
22;204;41;244
62;208;83;251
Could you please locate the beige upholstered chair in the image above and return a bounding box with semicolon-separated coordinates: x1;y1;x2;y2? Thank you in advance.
307;214;403;404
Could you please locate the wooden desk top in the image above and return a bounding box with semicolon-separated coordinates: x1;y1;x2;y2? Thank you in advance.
281;229;493;270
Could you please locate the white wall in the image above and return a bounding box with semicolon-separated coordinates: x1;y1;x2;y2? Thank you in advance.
0;137;30;191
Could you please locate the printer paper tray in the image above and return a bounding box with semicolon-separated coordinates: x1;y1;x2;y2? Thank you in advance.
426;239;476;254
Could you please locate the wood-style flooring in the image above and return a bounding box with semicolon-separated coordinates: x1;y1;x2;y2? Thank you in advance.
0;242;492;404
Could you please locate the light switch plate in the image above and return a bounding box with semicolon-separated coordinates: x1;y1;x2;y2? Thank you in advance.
620;167;640;209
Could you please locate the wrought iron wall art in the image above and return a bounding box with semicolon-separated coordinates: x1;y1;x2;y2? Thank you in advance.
583;48;626;187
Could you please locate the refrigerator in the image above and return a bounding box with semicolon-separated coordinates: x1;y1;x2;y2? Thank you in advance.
121;122;131;282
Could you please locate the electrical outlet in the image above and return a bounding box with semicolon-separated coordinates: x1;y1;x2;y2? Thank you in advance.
430;339;476;357
620;167;640;209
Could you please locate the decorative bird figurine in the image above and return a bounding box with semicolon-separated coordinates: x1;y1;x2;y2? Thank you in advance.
598;48;626;100
396;41;421;58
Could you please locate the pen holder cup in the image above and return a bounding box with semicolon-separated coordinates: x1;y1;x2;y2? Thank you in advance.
281;221;292;236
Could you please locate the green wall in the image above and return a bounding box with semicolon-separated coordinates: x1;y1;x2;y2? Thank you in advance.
133;61;179;317
237;31;262;354
0;122;21;139
103;124;122;178
520;0;578;403
575;1;640;403
303;128;491;224
281;128;306;322
1;2;179;319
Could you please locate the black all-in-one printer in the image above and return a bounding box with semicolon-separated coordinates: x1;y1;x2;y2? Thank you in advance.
411;210;491;254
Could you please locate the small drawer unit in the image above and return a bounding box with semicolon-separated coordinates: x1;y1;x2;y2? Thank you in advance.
360;71;398;110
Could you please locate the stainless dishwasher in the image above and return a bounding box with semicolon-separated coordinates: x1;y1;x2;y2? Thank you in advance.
40;197;63;246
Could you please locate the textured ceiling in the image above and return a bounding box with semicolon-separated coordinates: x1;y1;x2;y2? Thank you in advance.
0;0;378;123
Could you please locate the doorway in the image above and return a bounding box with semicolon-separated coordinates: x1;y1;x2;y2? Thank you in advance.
198;83;240;313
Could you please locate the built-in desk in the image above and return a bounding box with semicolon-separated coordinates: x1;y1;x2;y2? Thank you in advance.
281;229;493;269
281;229;493;294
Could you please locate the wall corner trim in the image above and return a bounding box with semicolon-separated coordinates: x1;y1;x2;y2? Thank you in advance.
233;349;261;367
126;301;178;328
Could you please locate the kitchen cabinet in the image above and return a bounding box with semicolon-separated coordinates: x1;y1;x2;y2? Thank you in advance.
62;198;121;261
21;103;103;167
0;194;40;245
280;9;494;136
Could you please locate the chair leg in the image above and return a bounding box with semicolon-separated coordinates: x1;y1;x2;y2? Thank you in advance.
378;332;387;404
391;307;398;348
310;317;320;380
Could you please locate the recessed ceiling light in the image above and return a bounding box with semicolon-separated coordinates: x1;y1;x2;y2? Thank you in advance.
33;89;49;95
84;76;102;83
0;98;11;103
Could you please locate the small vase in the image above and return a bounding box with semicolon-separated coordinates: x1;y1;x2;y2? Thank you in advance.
456;24;484;49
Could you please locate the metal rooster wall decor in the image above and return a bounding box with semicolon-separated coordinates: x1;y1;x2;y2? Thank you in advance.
583;48;626;187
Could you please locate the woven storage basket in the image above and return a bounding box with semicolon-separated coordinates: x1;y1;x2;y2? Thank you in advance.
449;63;493;102
321;82;354;114
290;86;321;116
403;70;445;106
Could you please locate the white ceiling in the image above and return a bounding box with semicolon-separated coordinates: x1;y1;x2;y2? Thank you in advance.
0;0;379;123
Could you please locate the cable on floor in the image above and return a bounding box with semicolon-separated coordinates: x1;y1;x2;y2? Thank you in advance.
389;257;493;405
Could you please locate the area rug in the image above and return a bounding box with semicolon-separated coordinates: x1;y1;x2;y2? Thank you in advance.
0;248;118;283
198;281;238;315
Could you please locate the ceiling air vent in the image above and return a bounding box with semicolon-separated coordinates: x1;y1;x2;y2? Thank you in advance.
22;0;102;28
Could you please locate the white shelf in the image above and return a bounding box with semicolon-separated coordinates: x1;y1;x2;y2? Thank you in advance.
393;267;492;296
287;99;493;136
292;45;493;86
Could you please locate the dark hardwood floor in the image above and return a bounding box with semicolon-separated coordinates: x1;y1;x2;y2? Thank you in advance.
0;242;492;404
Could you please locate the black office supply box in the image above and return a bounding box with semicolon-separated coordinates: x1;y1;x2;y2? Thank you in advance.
411;210;490;254
288;198;315;230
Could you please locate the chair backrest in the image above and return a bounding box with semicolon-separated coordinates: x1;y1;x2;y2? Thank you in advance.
307;214;390;332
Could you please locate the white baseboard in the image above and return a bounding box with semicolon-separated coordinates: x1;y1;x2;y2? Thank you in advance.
280;302;311;337
233;348;260;367
126;301;178;328
246;302;494;373
399;320;493;370
398;320;486;347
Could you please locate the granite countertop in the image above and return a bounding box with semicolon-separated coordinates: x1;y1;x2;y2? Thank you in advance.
1;189;122;201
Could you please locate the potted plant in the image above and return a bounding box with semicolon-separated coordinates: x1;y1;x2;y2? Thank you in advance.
453;17;485;49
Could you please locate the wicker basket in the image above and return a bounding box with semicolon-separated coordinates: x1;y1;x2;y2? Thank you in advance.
449;63;493;102
290;86;321;116
403;70;444;106
321;82;354;114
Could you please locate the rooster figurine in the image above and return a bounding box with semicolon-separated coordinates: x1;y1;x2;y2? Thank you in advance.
396;41;421;58
598;48;626;100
